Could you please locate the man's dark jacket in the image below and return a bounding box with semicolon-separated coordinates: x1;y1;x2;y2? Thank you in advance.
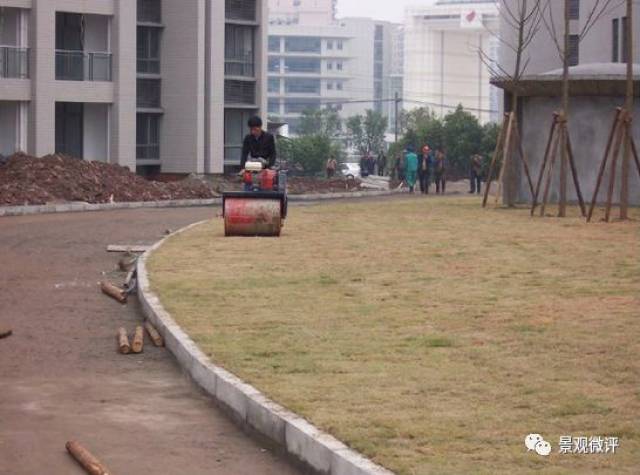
240;131;277;168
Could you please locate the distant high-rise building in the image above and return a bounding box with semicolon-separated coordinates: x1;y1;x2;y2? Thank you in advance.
268;0;337;27
404;0;500;123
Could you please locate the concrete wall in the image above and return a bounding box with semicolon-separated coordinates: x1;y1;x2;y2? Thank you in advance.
514;96;640;205
160;0;206;174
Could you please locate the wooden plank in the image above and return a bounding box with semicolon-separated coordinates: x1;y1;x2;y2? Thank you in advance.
106;245;150;253
65;440;111;475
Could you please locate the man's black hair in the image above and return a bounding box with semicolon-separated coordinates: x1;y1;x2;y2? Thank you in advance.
247;116;263;128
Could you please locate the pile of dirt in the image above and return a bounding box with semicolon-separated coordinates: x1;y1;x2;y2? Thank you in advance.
0;153;217;206
287;176;362;194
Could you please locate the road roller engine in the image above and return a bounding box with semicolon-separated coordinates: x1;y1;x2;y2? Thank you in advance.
222;159;288;237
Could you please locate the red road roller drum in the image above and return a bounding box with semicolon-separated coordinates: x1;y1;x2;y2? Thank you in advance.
224;198;283;236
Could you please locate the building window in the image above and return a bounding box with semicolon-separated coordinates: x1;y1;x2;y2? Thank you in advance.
621;16;628;63
327;82;334;90
268;36;280;53
336;62;343;71
137;114;160;160
567;34;579;66
225;24;255;77
285;78;321;94
327;62;333;70
225;0;256;22
337;40;343;50
137;78;161;108
224;108;256;164
268;99;280;114
284;57;321;74
285;37;321;54
612;18;619;62
568;0;580;20
225;80;256;105
284;99;321;114
268;77;280;93
268;58;280;73
336;82;343;91
137;26;160;74
137;0;161;23
374;62;383;79
327;40;334;50
375;25;384;41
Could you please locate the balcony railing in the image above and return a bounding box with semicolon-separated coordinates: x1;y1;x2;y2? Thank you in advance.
56;50;112;81
137;144;160;160
0;46;30;79
225;55;254;77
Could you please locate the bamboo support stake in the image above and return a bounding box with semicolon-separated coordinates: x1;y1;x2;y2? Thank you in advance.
100;281;127;304
65;440;111;475
604;114;627;222
631;135;640;179
131;326;144;353
495;113;515;206
587;108;623;222
144;321;164;347
512;117;535;198
531;114;558;215
540;126;562;217
620;0;634;220
565;131;587;217
483;113;508;207
117;327;131;354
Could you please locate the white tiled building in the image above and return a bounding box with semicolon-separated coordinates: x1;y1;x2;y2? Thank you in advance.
403;0;500;123
0;0;268;174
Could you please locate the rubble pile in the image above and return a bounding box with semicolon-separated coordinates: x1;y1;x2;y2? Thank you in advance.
0;153;216;206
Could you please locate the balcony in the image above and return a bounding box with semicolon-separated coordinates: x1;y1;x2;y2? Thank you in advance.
225;54;254;77
0;46;29;79
56;50;112;81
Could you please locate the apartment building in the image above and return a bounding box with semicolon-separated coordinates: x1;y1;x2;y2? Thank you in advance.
267;16;400;134
403;0;500;123
0;0;267;175
269;0;336;26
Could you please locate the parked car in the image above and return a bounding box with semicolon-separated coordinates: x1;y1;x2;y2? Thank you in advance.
338;162;361;179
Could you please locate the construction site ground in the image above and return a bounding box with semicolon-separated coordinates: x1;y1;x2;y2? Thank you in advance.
0;207;301;475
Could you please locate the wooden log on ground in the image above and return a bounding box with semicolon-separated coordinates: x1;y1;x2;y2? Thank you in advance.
118;327;131;354
131;326;144;353
0;327;13;339
100;281;127;304
65;440;111;475
118;253;138;272
144;321;164;347
107;245;150;253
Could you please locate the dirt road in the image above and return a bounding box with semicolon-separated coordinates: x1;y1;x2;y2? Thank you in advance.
0;208;301;475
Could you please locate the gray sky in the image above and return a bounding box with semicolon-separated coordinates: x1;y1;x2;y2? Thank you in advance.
337;0;427;23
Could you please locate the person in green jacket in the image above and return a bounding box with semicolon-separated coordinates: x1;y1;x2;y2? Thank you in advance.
404;145;418;193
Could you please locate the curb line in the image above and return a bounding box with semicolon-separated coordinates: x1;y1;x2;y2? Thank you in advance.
137;222;394;475
0;190;404;218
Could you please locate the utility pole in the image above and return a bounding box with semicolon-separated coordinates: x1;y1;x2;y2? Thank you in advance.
620;0;633;220
394;92;400;143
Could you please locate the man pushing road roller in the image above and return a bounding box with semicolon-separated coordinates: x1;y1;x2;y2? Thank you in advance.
222;116;288;237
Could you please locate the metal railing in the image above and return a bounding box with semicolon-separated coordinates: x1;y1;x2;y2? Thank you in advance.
136;144;160;160
224;55;254;77
55;50;112;81
137;58;160;74
0;46;30;79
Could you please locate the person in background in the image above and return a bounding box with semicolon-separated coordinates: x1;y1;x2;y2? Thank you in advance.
395;152;405;182
470;154;483;194
418;145;433;194
433;148;447;194
377;151;387;176
405;145;418;193
326;157;337;178
367;153;376;176
360;153;369;178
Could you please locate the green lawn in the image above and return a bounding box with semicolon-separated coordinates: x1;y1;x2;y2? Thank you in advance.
148;196;640;474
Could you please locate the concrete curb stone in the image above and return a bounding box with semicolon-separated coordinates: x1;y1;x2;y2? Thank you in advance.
137;221;395;475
